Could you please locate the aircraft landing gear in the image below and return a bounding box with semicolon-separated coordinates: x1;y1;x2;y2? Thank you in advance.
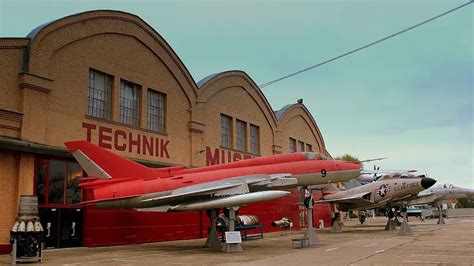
330;211;342;233
398;205;413;235
303;189;320;245
359;212;366;225
205;209;221;248
385;207;397;231
437;204;446;225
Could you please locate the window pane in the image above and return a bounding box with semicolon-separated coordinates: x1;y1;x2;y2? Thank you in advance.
298;141;305;152
306;144;312;152
250;124;259;154
147;90;166;132
221;115;232;148
120;80;140;127
48;160;65;204
35;159;48;204
87;69;112;120
66;162;83;204
236;120;246;152
289;138;296;153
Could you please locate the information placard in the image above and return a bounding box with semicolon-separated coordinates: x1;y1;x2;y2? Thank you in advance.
225;231;242;244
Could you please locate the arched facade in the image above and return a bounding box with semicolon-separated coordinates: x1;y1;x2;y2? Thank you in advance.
0;10;330;253
275;103;325;154
192;71;279;166
18;10;198;166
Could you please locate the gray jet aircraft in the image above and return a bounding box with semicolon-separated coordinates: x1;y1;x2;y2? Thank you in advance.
407;183;474;224
314;176;436;230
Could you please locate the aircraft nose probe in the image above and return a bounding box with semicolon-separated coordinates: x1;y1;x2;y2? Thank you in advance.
421;177;437;189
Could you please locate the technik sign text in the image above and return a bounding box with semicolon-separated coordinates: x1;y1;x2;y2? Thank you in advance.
82;122;170;159
206;147;255;166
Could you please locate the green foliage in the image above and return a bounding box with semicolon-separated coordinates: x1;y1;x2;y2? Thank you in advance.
335;154;361;167
455;198;474;208
336;154;359;162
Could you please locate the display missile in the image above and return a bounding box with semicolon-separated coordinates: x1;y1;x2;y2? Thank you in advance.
171;191;290;211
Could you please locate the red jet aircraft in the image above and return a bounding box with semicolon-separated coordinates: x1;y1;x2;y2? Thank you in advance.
65;140;361;211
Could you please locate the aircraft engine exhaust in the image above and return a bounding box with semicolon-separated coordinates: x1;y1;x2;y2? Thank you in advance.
272;217;292;227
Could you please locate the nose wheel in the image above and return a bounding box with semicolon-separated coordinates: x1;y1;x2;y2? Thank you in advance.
437;204;446;224
385;207;397;231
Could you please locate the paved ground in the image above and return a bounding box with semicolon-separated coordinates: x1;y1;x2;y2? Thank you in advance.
1;216;473;265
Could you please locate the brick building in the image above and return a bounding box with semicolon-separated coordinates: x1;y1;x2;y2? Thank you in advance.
0;10;331;253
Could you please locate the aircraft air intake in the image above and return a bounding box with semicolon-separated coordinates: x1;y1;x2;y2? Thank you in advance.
421;177;437;189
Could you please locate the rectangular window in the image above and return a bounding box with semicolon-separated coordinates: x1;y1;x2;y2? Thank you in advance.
298;141;305;152
35;159;48;205
221;114;232;148
66;162;83;204
236;120;247;152
48;160;65;204
120;80;140;127
35;159;83;205
250;124;260;154
306;143;313;152
147;89;166;133
87;69;112;119
289;138;296;153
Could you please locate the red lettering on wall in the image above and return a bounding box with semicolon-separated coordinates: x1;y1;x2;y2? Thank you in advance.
114;130;127;151
243;154;253;160
155;139;160;158
82;122;97;142
98;126;112;149
129;133;141;154
143;136;154;156
205;146;255;166
206;147;220;166
160;139;170;159
82;122;172;159
232;153;242;161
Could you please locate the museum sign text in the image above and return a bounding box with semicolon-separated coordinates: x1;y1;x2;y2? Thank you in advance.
82;122;170;159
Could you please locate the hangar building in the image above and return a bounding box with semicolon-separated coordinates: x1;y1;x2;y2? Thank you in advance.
0;10;331;253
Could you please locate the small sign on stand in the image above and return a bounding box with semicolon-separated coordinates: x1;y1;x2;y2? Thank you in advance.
225;231;242;244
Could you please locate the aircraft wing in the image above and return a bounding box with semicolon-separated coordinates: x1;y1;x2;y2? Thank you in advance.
141;173;297;205
137;173;295;212
316;192;372;205
141;182;245;203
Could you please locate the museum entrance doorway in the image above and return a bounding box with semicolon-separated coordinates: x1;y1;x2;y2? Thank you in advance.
35;157;84;249
39;207;83;249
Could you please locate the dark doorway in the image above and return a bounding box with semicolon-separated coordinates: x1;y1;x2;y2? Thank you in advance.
39;208;83;249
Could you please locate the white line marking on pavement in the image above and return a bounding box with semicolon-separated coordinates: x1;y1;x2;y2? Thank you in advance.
403;260;444;264
324;247;339;251
65;247;209;265
364;242;378;247
375;249;385;253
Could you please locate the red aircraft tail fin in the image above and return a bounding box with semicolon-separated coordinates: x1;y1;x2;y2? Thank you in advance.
65;140;155;179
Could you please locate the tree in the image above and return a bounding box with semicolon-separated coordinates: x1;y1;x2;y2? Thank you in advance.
335;154;362;168
455;198;474;208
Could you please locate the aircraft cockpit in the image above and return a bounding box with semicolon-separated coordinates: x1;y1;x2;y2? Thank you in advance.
303;152;331;160
435;184;456;189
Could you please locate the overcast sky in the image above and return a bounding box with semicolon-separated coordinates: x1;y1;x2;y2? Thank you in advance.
1;0;472;188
